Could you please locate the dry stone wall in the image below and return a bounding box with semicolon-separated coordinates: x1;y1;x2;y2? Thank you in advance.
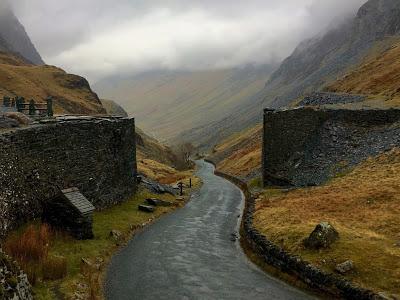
0;117;137;237
263;107;400;187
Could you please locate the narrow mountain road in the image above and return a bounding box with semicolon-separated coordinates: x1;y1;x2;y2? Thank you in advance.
105;160;314;300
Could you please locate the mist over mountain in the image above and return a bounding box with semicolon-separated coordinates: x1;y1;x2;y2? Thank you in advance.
0;0;44;64
264;0;400;108
177;0;400;149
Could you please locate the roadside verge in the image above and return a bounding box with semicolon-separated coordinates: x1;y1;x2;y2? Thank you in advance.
205;159;383;300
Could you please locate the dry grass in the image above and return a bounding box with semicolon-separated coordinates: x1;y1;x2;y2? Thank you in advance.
0;52;104;114
137;152;200;185
253;148;400;295
327;39;400;108
211;124;262;178
4;224;67;285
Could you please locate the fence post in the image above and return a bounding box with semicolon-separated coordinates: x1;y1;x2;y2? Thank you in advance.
47;96;53;117
3;96;10;107
29;99;36;115
16;97;24;113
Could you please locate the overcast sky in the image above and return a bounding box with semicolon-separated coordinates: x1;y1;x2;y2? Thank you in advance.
10;0;366;83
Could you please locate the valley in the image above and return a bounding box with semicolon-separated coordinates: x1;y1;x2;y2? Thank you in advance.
1;0;400;299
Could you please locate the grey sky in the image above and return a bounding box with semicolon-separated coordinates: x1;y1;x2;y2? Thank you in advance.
9;0;367;83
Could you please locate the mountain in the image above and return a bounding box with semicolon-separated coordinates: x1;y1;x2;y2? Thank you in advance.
94;64;276;143
0;1;44;64
326;38;400;107
179;0;400;149
264;0;400;108
206;0;400;180
0;51;105;114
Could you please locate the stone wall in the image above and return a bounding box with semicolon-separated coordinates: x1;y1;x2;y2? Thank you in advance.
0;249;32;299
212;167;382;299
263;107;400;187
0;116;137;237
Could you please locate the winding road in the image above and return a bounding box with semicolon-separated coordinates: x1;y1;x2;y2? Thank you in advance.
105;160;314;300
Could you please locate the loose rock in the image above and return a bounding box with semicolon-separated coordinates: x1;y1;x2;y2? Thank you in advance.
303;222;339;249
110;230;122;239
145;198;173;207
335;260;354;274
138;205;155;213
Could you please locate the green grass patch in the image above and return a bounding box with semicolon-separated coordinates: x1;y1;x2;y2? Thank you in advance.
15;188;181;299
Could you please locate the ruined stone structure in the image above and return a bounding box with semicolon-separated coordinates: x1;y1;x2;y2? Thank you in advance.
0;116;137;237
262;107;400;187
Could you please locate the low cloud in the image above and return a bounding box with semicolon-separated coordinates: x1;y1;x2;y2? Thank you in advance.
10;0;367;82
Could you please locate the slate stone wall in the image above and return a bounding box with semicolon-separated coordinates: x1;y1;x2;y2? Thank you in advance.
0;117;137;237
263;107;400;187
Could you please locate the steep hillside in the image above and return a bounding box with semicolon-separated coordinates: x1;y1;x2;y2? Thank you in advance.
0;1;44;64
95;64;275;142
264;0;400;108
0;51;105;114
208;124;262;181
327;39;400;107
101;99;128;117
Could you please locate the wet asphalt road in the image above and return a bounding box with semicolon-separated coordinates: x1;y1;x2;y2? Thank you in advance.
105;160;314;300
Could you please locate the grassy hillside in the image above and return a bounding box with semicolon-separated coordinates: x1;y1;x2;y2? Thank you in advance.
95;65;274;143
254;148;400;296
209;124;262;181
0;52;105;114
327;39;400;108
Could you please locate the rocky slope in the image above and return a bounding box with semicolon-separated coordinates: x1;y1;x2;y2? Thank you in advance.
0;1;44;65
95;64;275;143
327;38;400;107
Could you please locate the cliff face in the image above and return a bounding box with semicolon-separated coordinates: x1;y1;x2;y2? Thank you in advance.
0;1;44;64
265;0;400;108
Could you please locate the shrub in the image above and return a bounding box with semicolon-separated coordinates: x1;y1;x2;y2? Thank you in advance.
4;224;67;284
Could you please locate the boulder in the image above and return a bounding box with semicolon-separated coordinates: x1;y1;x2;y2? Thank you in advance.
0;115;19;129
110;230;122;239
303;222;339;249
145;198;173;207
138;205;155;213
4;112;32;125
335;260;354;274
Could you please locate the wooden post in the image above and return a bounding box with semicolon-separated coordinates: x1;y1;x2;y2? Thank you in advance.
46;96;53;117
178;182;183;196
16;97;24;113
3;96;10;107
29;99;36;115
189;178;192;188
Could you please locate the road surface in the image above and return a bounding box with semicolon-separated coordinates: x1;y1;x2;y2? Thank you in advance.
105;160;314;300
